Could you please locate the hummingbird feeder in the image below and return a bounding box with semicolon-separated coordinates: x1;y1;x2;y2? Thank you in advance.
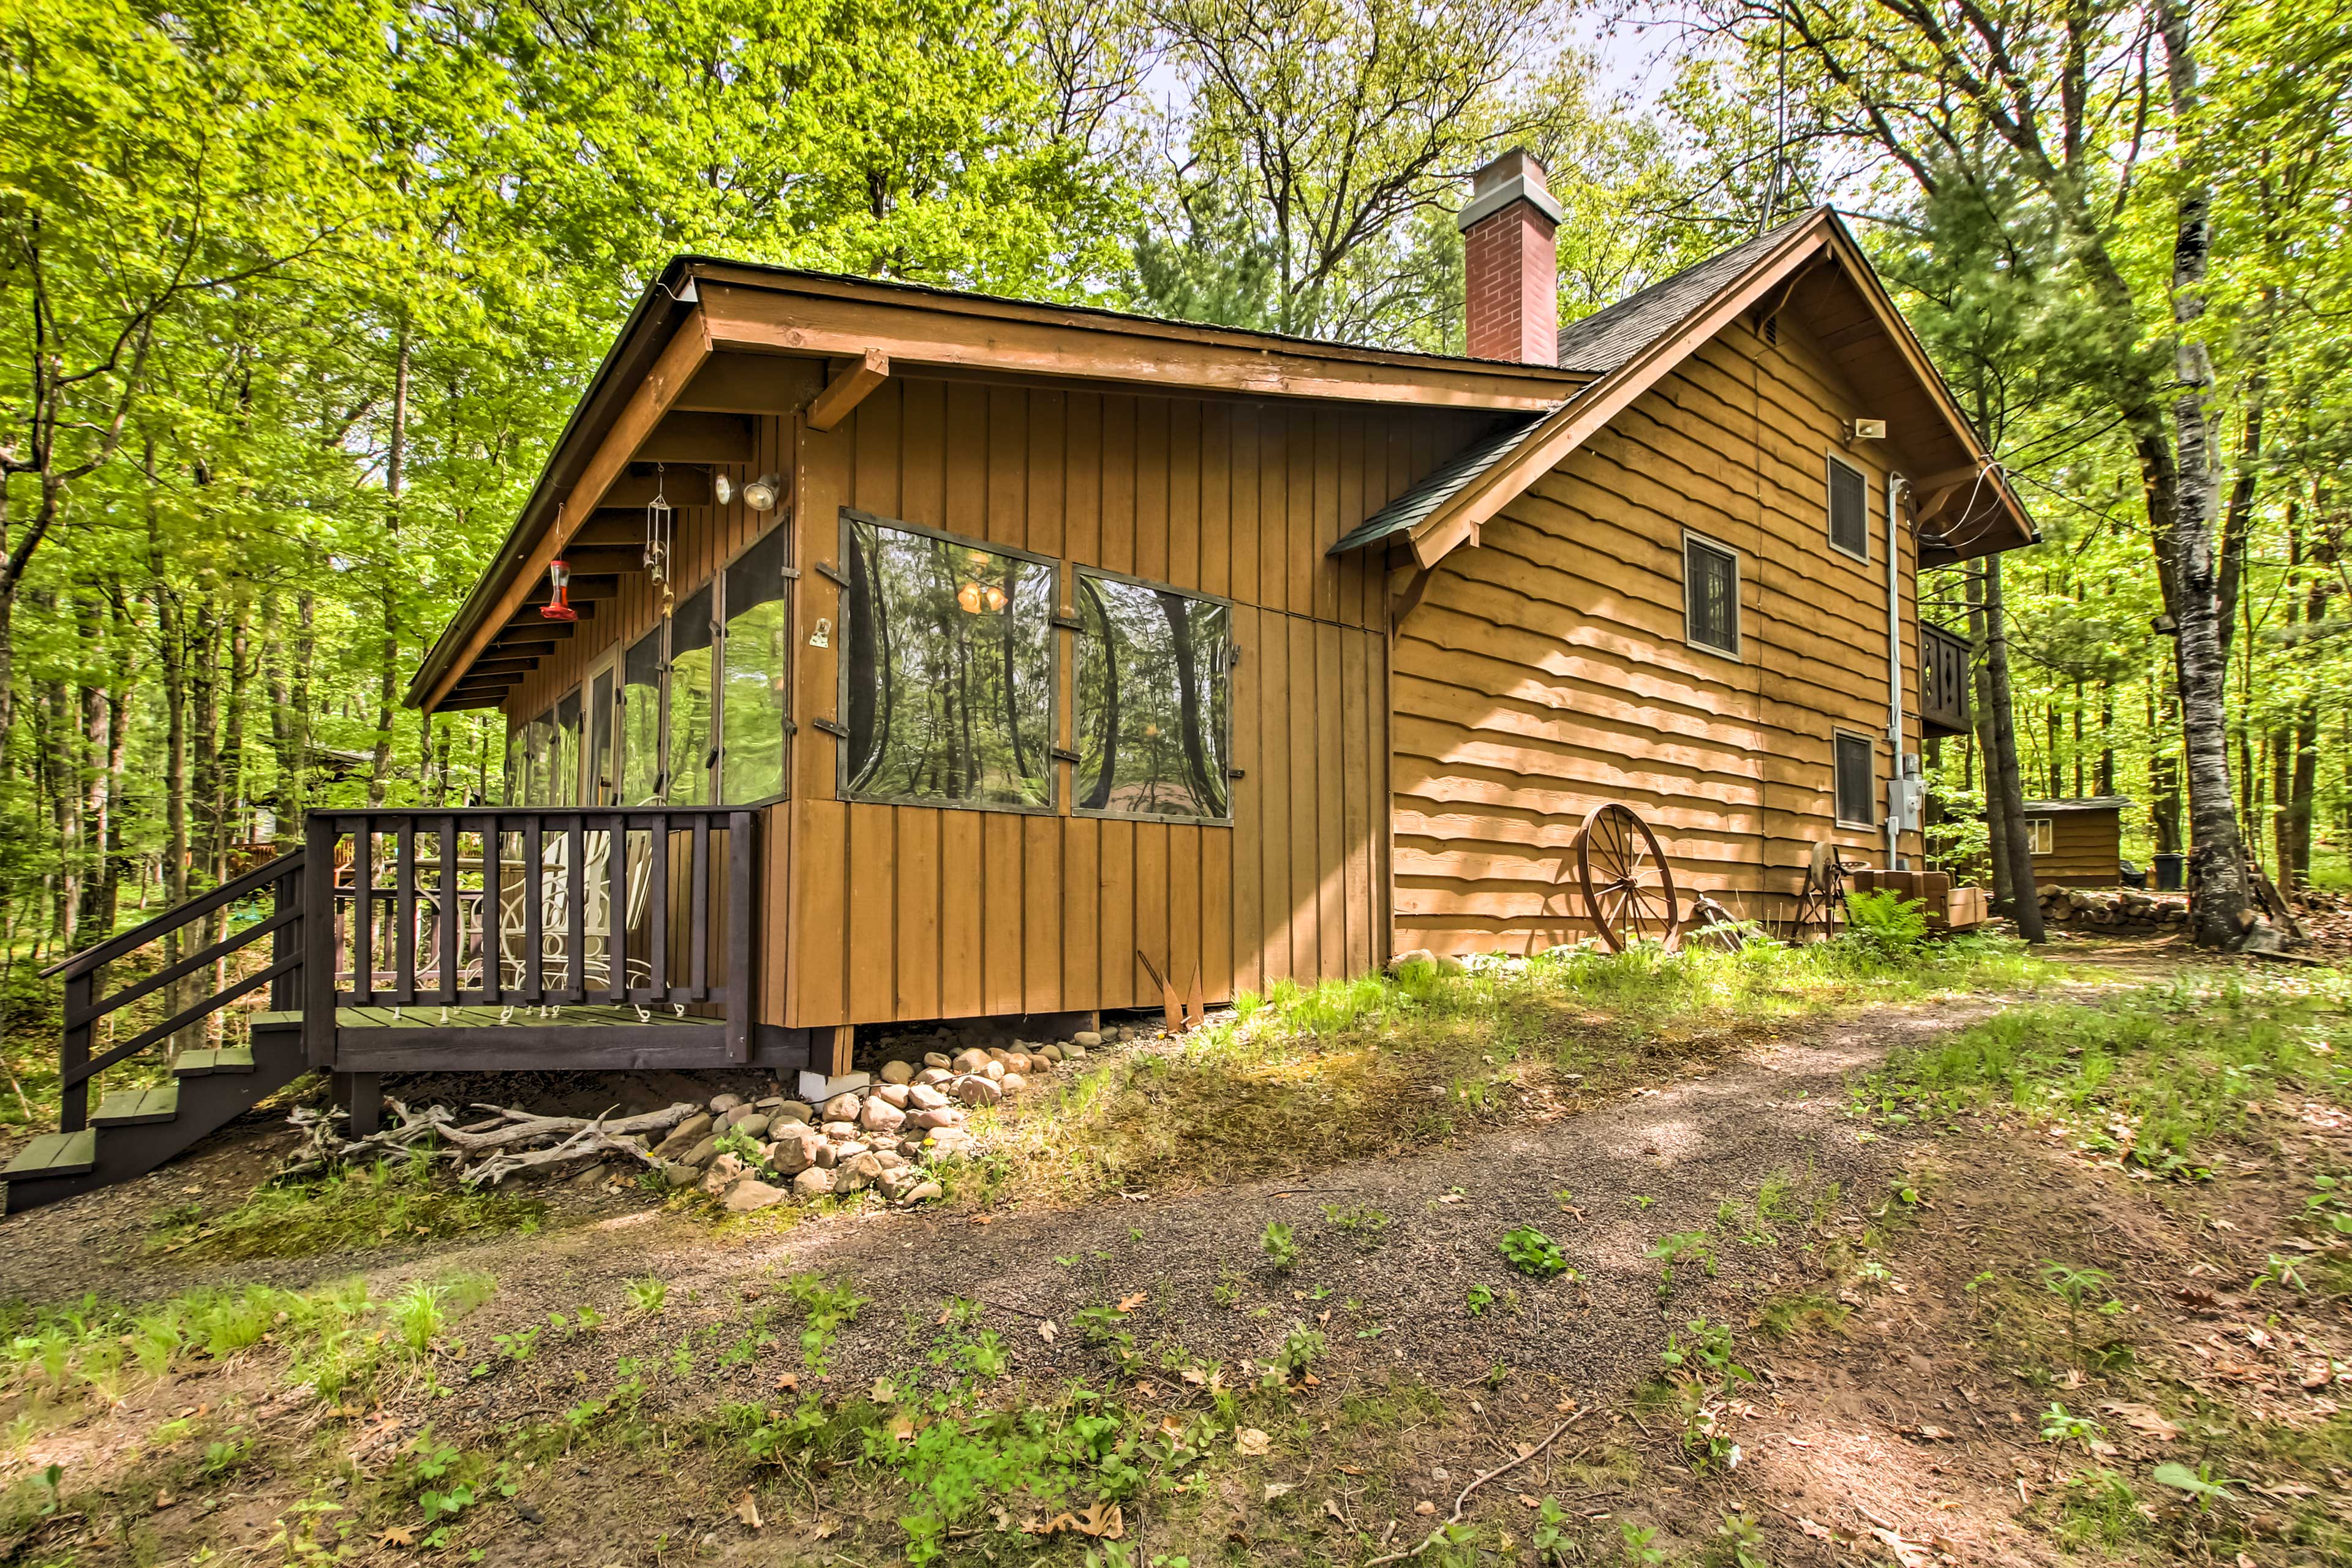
540;557;579;621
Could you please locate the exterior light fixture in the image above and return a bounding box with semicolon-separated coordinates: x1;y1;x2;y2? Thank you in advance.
984;585;1007;612
957;581;984;614
713;472;734;507
742;473;782;513
541;559;579;620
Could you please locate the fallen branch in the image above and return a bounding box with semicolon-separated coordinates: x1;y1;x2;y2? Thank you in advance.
435;1102;696;1154
278;1099;696;1186
1363;1411;1586;1566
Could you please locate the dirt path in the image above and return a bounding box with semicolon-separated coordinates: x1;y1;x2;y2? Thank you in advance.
38;968;2341;1568
233;1000;1992;1405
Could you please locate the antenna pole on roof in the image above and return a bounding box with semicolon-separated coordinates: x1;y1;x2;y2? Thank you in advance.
1758;15;1790;235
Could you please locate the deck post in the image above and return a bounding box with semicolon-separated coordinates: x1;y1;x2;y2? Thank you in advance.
60;971;91;1133
334;1072;382;1137
303;814;337;1070
826;1022;854;1077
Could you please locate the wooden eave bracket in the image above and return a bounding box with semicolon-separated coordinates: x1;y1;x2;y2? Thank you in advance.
805;349;890;432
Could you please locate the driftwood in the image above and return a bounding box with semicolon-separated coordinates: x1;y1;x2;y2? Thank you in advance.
432;1102;698;1154
279;1099;700;1186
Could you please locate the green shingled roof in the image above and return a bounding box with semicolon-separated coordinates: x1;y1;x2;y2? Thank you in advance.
1326;415;1549;555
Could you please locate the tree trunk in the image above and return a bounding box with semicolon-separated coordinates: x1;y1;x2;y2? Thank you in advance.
370;325;410;809
1984;556;2045;940
2152;0;2252;948
1967;567;2014;914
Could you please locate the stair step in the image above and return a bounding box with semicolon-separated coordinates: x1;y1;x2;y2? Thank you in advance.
174;1046;255;1077
4;1128;97;1181
250;1011;301;1031
93;1083;180;1126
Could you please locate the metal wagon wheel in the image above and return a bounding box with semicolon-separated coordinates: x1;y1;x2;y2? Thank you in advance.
1681;893;1749;954
1575;802;1681;952
1790;837;1852;941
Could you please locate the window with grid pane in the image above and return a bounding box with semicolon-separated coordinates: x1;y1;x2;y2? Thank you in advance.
1835;732;1875;825
1828;456;1869;560
1684;535;1739;655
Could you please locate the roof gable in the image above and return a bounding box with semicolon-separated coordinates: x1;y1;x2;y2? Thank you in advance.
1332;208;2037;570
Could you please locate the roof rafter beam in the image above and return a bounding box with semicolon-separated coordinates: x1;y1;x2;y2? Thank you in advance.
805;349;889;431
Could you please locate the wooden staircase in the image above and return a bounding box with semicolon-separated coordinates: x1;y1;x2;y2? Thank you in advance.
4;808;782;1217
3;854;310;1216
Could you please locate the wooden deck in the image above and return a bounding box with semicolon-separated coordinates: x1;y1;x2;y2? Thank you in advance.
277;1004;813;1072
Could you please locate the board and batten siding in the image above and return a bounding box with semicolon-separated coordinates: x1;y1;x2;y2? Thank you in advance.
502;371;1473;1029
783;380;1496;1027
1390;310;1929;956
775;380;1494;1026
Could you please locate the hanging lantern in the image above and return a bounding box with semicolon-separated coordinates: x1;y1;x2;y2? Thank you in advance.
541;557;579;620
984;585;1007;612
957;581;984;614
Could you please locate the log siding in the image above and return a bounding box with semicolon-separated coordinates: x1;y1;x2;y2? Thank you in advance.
1390;309;1930;954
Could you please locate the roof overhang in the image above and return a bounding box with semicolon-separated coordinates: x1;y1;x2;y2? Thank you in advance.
410;260;1592;714
1330;208;2040;573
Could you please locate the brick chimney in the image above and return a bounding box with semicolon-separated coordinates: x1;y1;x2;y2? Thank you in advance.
1457;148;1562;363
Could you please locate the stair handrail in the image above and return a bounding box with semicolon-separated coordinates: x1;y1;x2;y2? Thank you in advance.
40;850;307;982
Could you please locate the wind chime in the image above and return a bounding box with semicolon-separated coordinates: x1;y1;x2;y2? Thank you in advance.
644;462;675;615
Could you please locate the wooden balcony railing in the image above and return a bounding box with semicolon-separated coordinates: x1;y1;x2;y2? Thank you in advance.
300;808;758;1065
1920;621;1971;736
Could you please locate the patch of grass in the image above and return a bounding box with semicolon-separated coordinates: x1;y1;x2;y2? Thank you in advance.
0;1268;495;1414
1867;973;2352;1174
147;1146;543;1262
981;937;2071;1200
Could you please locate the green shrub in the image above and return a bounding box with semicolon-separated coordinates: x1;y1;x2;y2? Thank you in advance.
1841;888;1930;960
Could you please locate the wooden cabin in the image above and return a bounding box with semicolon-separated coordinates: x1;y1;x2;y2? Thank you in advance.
7;154;2035;1212
2019;797;2131;887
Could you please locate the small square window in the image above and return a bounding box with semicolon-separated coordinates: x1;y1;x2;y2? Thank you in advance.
2024;818;2054;855
1829;456;1870;561
1684;534;1740;656
1834;733;1875;826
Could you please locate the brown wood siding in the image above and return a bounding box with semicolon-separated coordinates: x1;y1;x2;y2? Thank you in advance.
498;374;1488;1027
1391;312;1931;955
779;381;1446;1024
2027;810;2122;886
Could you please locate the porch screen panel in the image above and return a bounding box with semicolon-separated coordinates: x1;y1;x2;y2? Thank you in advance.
521;711;556;805
587;665;616;805
620;628;663;805
842;513;1055;808
666;584;715;805
503;728;525;805
550;689;582;807
1074;573;1231;820
720;526;791;802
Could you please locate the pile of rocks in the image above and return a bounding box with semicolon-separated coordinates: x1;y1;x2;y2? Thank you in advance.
2038;884;2189;933
653;1025;1142;1213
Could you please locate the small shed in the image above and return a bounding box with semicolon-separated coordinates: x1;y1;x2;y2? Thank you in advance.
2018;797;2132;887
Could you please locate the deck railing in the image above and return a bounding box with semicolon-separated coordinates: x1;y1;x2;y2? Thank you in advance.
39;851;306;1133
300;808;759;1065
1920;621;1971;736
